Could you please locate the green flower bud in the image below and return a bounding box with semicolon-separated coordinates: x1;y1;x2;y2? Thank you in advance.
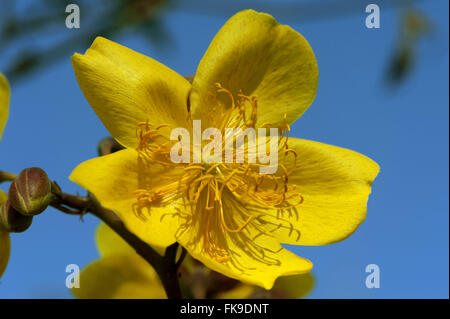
8;167;53;216
0;199;33;233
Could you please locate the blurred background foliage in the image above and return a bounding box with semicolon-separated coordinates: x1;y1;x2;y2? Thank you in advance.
0;0;433;86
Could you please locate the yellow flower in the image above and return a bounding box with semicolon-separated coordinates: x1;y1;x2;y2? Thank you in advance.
70;10;379;289
0;73;11;278
73;223;314;299
0;73;9;141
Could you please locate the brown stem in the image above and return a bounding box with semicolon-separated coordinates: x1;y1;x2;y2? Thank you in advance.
159;243;184;299
53;191;184;298
0;169;184;299
176;247;188;269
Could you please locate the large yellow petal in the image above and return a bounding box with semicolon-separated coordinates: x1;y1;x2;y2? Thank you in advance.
179;232;312;290
72;37;191;149
96;222;135;257
72;253;166;299
177;191;312;290
272;273;315;298
0;190;10;278
97;222;166;257
0;73;10;141
70;149;181;249
261;138;379;246
190;10;318;128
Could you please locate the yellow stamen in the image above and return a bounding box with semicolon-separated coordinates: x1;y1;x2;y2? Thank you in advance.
134;84;303;265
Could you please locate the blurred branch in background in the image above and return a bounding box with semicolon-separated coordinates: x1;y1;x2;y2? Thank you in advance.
386;8;431;86
0;0;435;86
0;0;172;83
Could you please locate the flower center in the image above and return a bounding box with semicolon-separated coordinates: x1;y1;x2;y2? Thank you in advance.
133;84;303;265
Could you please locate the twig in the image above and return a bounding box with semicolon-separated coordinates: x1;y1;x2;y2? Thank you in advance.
176;247;188;269
0;171;17;183
0;169;184;299
53;190;183;298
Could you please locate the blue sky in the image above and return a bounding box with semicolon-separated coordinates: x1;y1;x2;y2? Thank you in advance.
0;0;448;298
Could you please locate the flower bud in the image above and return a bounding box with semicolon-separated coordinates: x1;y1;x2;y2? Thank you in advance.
0;200;33;233
8;167;53;216
97;137;124;156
